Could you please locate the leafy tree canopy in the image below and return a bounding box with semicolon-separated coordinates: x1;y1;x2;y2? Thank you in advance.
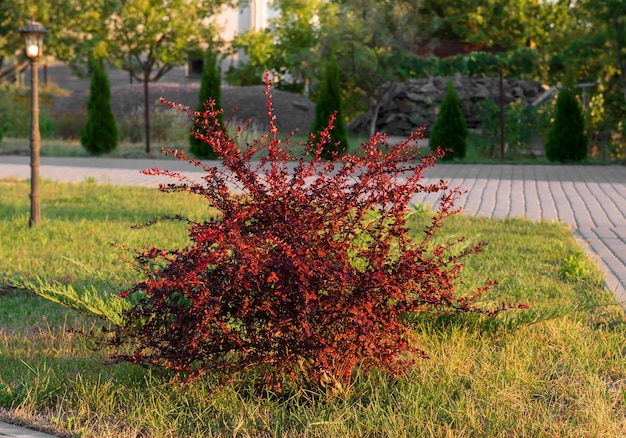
0;0;116;79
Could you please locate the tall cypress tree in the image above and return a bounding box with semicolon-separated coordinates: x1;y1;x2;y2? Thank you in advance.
545;87;587;163
81;60;119;156
311;59;349;160
190;47;224;159
429;80;468;161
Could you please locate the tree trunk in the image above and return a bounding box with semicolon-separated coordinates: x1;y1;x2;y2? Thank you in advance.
143;60;151;154
499;68;505;160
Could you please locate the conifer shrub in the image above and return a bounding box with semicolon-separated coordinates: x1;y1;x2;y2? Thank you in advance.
190;48;224;160
545;87;587;163
109;75;526;392
81;60;119;155
311;59;349;159
429;80;468;161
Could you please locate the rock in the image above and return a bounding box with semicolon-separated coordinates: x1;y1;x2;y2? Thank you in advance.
419;77;438;94
395;99;414;113
471;84;490;99
406;92;426;103
348;113;370;135
349;75;547;136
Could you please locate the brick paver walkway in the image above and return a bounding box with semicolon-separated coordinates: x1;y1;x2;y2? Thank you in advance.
417;164;626;305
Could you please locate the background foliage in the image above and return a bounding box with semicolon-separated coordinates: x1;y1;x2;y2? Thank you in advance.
1;0;625;160
224;0;626;154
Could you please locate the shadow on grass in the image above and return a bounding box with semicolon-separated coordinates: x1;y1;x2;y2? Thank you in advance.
1;179;215;225
405;292;625;342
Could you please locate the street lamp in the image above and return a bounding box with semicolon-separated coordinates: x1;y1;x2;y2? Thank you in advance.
19;18;48;227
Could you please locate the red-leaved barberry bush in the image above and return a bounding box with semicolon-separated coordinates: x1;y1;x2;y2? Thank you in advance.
109;74;527;392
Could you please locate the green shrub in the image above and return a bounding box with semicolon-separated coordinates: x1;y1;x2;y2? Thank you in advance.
311;59;349;159
610;120;626;162
466;52;501;77
54;111;87;140
190;47;225;159
0;86;31;137
152;110;185;145
504;100;535;158
117;114;144;144
81;60;119;155
477;98;500;159
116;110;187;146
477;98;546;159
0;85;55;139
225;62;264;86
429;80;468;161
545;87;587;163
438;57;468;77
39;108;56;139
382;50;439;80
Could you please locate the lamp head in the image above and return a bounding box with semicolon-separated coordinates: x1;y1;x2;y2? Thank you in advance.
19;18;48;60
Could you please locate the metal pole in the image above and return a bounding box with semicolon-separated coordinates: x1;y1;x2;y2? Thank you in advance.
29;57;41;227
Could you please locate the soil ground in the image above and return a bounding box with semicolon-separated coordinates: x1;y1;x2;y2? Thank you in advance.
45;62;316;136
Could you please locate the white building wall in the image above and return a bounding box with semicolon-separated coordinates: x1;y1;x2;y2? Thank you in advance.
187;1;277;77
217;0;277;70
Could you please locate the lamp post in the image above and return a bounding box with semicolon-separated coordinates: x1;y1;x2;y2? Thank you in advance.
19;18;48;227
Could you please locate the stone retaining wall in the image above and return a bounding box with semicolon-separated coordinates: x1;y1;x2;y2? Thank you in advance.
349;74;547;137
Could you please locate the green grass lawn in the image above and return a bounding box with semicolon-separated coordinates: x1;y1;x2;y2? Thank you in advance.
1;132;619;164
0;132;373;161
1;178;625;437
0;137;191;159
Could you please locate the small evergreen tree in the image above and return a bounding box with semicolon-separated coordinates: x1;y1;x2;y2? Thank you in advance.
545;87;587;163
429;80;468;161
311;59;349;160
81;60;119;156
190;48;224;159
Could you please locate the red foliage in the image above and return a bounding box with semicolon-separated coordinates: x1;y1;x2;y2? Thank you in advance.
109;74;526;392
